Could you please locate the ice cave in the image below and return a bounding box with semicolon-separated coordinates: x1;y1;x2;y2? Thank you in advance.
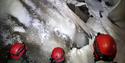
0;0;125;63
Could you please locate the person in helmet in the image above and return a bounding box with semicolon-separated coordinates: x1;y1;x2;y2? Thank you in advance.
9;42;27;60
93;33;117;62
50;47;65;63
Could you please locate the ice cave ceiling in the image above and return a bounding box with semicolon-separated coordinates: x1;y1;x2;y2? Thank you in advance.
0;0;125;63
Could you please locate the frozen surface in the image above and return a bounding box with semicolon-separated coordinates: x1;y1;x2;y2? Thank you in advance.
0;0;125;63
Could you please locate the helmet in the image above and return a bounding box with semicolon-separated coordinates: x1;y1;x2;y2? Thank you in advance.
10;42;27;60
51;47;65;63
93;33;117;61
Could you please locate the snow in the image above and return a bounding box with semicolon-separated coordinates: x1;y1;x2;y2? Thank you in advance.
0;0;124;63
13;26;26;33
67;38;95;63
8;0;32;27
65;0;86;6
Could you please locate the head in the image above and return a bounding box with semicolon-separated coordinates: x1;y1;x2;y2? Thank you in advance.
51;47;65;63
93;33;117;61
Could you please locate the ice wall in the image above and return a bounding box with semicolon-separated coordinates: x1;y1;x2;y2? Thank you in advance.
0;0;125;63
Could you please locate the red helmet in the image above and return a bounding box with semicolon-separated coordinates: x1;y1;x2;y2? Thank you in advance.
93;33;117;61
51;47;65;63
10;42;27;60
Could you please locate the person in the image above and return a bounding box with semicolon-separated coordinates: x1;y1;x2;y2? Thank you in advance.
50;47;65;63
93;33;117;63
9;42;27;60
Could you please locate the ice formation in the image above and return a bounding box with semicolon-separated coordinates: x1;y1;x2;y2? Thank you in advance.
0;0;125;63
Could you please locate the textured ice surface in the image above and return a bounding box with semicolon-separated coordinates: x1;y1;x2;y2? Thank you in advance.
0;0;125;63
